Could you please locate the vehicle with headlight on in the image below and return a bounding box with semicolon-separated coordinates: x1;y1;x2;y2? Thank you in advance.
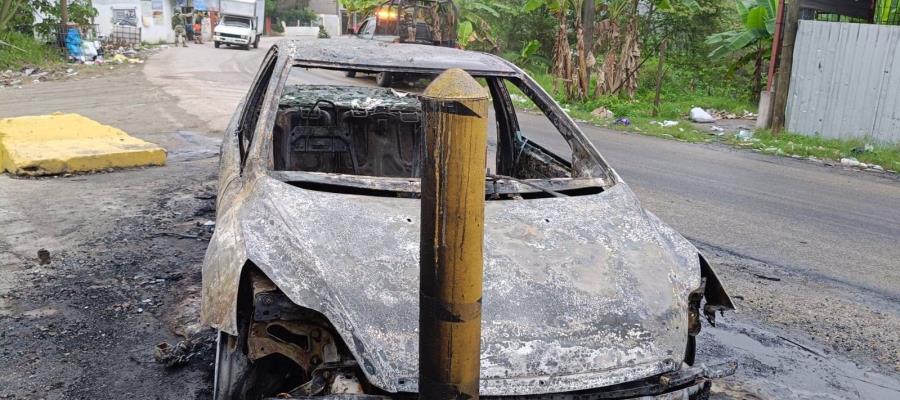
348;0;458;87
203;38;736;400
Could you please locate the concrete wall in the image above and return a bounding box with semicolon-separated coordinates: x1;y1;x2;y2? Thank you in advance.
36;0;177;43
786;20;900;143
308;0;338;15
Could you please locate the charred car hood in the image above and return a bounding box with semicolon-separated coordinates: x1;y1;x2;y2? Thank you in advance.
239;177;702;396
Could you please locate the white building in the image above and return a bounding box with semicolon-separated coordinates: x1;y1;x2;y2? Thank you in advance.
38;0;267;44
93;0;179;43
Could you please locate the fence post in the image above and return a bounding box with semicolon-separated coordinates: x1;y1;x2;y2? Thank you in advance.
772;0;802;134
418;68;489;400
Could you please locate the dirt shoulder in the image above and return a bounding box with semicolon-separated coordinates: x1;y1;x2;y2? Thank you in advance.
0;60;219;399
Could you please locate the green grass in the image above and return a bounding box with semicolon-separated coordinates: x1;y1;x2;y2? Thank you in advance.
729;130;900;171
0;31;62;70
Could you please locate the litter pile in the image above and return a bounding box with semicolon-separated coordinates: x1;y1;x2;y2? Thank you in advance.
1;67;55;86
1;43;158;88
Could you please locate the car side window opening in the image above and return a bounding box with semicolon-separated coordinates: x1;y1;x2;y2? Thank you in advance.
490;77;573;180
238;52;278;166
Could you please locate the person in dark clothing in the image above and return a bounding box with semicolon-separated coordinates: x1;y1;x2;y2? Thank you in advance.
172;10;188;47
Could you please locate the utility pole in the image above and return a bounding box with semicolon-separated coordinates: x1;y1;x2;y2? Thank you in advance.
418;68;489;400
771;0;801;134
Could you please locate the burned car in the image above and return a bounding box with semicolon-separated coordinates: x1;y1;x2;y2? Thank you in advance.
202;39;735;399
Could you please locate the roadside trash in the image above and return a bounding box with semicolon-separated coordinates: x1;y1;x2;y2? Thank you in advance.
111;54;142;64
706;109;757;120
736;130;753;141
65;26;83;61
37;249;51;265
153;333;215;368
710;125;725;135
840;157;861;167
690;107;715;123
652;120;678;127
81;41;99;59
591;107;615;119
851;144;875;155
615;117;631;126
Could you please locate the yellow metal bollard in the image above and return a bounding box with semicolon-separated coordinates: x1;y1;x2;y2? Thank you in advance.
418;68;489;400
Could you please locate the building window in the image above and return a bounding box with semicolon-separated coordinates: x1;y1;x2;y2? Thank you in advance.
113;8;138;27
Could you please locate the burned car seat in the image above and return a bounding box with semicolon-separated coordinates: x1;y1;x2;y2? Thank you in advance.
274;86;424;178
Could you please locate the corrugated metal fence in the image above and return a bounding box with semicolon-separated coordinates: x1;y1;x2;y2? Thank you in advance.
786;20;900;143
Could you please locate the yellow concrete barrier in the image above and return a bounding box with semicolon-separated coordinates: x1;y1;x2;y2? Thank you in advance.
0;113;166;176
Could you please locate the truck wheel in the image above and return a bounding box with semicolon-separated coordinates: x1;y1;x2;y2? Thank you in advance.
214;41;220;48
345;71;357;78
243;43;250;51
376;72;393;87
253;37;259;49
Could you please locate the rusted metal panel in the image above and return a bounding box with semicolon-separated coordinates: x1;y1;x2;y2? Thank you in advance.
787;21;900;143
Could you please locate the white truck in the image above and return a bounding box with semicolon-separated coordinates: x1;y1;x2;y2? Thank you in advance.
214;0;261;50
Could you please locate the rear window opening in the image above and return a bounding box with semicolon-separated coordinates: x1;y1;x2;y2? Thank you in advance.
269;66;606;199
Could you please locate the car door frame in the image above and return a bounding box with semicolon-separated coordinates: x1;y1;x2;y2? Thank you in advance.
217;45;283;212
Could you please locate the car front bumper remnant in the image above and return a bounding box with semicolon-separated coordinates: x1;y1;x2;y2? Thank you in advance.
215;36;249;45
265;361;737;400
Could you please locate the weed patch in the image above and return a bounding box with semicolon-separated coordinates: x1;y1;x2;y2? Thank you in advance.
0;31;61;70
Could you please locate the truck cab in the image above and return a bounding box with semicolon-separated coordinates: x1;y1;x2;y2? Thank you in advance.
349;0;458;86
214;0;260;50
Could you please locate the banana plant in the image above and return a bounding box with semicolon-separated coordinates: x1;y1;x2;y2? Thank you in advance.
875;0;899;24
455;0;514;51
705;0;776;60
705;0;776;98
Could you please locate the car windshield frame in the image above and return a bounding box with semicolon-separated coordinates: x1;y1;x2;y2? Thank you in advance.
244;47;617;197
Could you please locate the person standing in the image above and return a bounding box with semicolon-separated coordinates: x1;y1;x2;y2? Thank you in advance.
172;10;188;47
193;12;204;44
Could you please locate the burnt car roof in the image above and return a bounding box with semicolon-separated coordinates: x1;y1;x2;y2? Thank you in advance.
280;38;519;76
